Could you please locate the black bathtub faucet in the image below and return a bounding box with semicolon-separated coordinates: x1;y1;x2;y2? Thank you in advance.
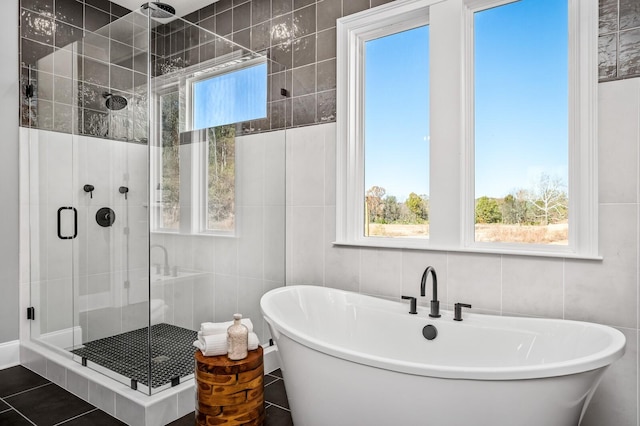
420;266;440;318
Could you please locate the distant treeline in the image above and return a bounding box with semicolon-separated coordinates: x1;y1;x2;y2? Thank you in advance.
366;174;568;226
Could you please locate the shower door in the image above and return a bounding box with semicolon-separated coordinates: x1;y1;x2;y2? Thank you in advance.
69;10;153;392
26;9;154;392
25;42;83;353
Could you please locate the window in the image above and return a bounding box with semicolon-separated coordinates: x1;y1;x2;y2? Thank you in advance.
473;0;568;245
192;63;267;130
336;0;599;258
364;25;430;239
204;125;235;232
151;57;268;235
156;90;180;231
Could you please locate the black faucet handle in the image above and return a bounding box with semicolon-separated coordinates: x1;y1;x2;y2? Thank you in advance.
401;296;418;314
454;303;472;321
429;300;441;318
83;184;95;198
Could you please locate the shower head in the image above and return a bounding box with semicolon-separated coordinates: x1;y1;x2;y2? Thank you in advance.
103;93;128;111
141;2;176;19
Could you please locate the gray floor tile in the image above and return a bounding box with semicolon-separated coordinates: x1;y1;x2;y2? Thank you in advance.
0;366;50;398
6;383;94;426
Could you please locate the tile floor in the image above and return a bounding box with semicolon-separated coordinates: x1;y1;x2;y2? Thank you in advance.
0;365;292;426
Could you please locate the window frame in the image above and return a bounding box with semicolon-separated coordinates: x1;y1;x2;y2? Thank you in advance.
151;84;182;233
335;0;600;259
186;59;268;131
150;55;268;237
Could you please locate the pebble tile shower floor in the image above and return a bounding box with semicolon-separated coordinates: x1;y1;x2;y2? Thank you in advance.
0;365;292;425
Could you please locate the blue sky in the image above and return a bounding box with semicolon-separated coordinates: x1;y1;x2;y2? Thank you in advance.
364;0;568;201
364;25;430;201
193;62;268;130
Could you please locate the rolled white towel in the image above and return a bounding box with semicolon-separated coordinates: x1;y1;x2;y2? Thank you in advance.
193;332;261;357
248;332;259;351
200;319;254;336
194;333;227;356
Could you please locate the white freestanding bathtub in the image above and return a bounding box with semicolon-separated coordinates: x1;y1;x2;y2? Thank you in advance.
261;285;626;426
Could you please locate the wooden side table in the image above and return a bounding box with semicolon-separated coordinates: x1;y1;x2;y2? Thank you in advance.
195;346;264;425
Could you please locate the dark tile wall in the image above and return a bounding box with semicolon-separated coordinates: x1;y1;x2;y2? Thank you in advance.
175;0;395;130
19;0;398;139
21;0;628;139
599;0;640;81
19;0;149;140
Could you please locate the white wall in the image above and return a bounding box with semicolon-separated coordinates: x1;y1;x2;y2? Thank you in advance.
148;130;286;343
0;0;20;344
286;79;640;425
20;127;286;347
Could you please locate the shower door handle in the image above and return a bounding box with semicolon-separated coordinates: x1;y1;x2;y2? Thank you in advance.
57;207;78;240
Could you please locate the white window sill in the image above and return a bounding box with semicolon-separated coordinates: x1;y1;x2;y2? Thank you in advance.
151;230;236;238
332;239;603;260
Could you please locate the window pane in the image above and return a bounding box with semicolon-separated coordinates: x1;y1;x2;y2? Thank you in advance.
193;62;267;130
474;0;568;245
207;125;235;231
159;91;180;230
364;25;430;238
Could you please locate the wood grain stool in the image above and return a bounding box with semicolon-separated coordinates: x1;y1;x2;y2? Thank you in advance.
195;346;264;425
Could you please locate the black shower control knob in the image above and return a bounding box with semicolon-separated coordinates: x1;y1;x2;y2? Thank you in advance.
96;207;116;227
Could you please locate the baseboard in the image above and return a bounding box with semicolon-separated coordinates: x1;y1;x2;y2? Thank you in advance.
39;326;83;349
263;344;281;374
0;339;20;369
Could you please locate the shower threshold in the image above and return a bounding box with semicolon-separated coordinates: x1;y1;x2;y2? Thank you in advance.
21;335;279;424
71;323;198;390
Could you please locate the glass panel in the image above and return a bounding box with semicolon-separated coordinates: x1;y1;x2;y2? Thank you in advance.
159;90;180;230
73;9;152;393
22;7;153;393
193;63;268;129
474;0;569;245
25;1;287;398
364;25;430;238
26;44;77;350
206;126;236;231
147;11;287;395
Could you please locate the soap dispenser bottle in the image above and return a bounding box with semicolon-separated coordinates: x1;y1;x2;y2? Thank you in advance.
227;313;248;360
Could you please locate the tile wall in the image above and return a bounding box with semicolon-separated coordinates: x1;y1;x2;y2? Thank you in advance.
21;128;150;343
284;76;640;425
19;0;633;138
18;0;400;139
15;0;640;424
599;0;640;80
174;0;395;129
19;0;145;138
18;0;288;348
20;127;285;347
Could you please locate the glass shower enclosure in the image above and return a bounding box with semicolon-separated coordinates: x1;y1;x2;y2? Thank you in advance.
24;2;287;395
